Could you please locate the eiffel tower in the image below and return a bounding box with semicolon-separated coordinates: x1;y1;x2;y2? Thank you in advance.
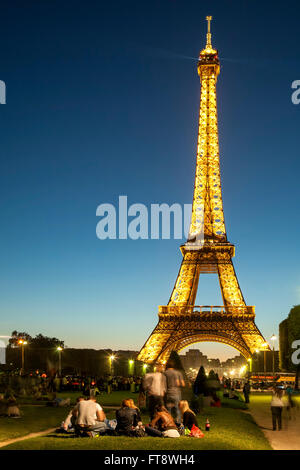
138;17;269;365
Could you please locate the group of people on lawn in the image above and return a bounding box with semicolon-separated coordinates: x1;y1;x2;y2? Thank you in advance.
61;360;200;438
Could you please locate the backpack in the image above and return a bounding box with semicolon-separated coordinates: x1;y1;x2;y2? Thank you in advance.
190;424;204;438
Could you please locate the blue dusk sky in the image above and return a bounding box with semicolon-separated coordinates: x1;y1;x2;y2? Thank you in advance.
0;1;300;360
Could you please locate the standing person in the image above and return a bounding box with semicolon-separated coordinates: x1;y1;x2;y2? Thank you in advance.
271;387;284;431
130;377;135;393
285;385;295;420
61;376;68;391
54;375;61;392
243;381;251;404
142;364;167;420
164;359;185;425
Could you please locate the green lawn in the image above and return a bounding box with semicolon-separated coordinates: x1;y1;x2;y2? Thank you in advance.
15;390;140;406
0;406;67;442
0;392;136;444
0;398;271;450
4;390;294;450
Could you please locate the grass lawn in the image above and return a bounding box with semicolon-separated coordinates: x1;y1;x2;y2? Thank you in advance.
0;393;271;450
0;406;67;442
0;392;136;444
4;390;294;450
16;390;139;406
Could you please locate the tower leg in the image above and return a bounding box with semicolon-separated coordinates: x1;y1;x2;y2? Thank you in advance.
168;252;200;306
218;258;245;307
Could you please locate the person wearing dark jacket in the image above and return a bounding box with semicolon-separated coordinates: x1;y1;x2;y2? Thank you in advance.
115;399;144;436
179;400;199;430
243;381;251;404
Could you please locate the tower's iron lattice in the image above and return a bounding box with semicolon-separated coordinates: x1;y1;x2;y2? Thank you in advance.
138;17;269;364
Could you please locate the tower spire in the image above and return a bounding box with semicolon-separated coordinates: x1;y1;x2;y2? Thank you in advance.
206;15;212;49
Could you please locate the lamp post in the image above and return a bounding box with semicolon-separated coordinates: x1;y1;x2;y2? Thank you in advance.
57;346;63;376
261;342;268;374
271;334;277;377
18;339;28;375
128;359;134;376
109;355;115;375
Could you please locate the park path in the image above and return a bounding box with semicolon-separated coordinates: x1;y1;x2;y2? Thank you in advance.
0;428;56;449
247;399;300;450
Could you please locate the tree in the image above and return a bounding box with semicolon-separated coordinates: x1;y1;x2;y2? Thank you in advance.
7;331;64;372
8;331;32;347
206;369;220;393
279;319;289;371
30;334;64;349
166;350;184;371
287;306;300;389
279;305;300;389
8;331;64;349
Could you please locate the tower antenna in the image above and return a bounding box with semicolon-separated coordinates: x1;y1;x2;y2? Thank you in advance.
206;15;212;48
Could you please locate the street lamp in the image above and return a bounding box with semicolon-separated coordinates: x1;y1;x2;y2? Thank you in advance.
261;342;268;374
18;339;27;375
270;334;277;376
128;359;134;376
57;346;63;376
109;355;115;375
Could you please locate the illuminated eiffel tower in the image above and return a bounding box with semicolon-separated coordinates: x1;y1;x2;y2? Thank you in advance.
138;17;269;365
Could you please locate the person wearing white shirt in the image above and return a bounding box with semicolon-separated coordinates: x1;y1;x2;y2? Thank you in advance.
142;364;167;420
74;396;107;437
270;387;284;431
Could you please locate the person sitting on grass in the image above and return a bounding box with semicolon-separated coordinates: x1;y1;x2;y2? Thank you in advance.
145;405;180;438
74;396;107;437
228;387;239;400
47;392;71;407
128;399;142;423
179;400;199;430
115;399;145;436
7;397;21;417
60;396;85;432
